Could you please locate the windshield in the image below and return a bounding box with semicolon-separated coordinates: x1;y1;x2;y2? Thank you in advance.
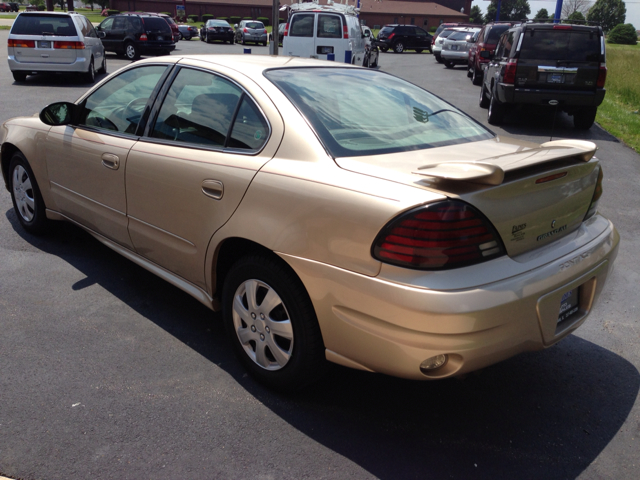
11;14;76;36
265;68;492;158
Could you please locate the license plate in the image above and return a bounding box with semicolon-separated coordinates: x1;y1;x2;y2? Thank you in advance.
157;36;163;41
558;288;580;323
451;45;459;51
319;46;333;54
548;73;564;84
38;40;51;48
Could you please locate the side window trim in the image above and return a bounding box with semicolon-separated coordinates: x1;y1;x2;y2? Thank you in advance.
72;64;174;140
143;65;272;155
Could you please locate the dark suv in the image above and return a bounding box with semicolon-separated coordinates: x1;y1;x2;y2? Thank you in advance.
97;13;175;60
468;22;516;85
479;23;606;129
377;25;433;53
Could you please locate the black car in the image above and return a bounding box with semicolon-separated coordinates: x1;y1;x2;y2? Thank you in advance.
8;2;19;12
97;13;175;60
200;19;234;44
377;24;433;54
479;23;606;129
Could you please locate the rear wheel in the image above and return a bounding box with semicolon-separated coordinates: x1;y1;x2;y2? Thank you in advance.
479;83;490;108
487;88;505;125
573;107;597;130
9;152;48;235
444;59;453;69
83;57;95;83
467;66;473;78
393;41;404;53
435;54;443;63
98;55;107;74
223;255;327;391
12;71;27;82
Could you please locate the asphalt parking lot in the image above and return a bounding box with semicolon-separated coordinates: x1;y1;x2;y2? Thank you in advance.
1;32;639;480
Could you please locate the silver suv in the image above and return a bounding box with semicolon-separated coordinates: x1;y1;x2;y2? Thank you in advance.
8;11;105;83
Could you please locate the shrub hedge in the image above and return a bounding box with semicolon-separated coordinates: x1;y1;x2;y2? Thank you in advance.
608;23;638;45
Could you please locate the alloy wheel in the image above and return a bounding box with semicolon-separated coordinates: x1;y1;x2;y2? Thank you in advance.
12;164;35;223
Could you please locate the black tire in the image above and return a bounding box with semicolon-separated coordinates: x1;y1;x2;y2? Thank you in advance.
8;152;48;235
380;46;388;53
370;51;378;68
124;42;140;60
12;71;27;82
435;54;443;63
573;107;597;130
242;38;246;45
444;60;453;69
98;55;107;74
84;58;95;83
487;88;505;125
472;66;483;86
467;66;473;78
263;41;267;46
179;32;184;41
479;83;490;109
393;41;404;53
222;255;327;391
415;49;423;53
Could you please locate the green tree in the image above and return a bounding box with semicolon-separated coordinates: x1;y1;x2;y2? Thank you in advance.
607;22;637;43
469;5;484;24
534;8;550;20
485;0;531;23
588;0;626;32
566;11;586;23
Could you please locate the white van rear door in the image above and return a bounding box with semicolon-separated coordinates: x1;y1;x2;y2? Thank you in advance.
315;13;345;61
283;13;315;57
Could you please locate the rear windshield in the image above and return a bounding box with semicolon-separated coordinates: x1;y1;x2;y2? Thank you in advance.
438;29;458;39
520;29;600;61
379;26;394;36
245;22;264;29
143;17;171;32
265;68;492;158
11;14;76;36
486;25;511;43
290;14;314;37
210;20;230;27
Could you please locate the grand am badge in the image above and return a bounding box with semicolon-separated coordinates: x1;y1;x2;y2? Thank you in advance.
511;223;526;242
537;224;567;241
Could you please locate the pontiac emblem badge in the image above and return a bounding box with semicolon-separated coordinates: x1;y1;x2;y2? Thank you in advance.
551;220;556;228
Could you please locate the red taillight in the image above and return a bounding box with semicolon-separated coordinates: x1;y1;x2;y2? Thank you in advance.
597;63;607;88
53;41;85;49
343;24;348;39
263;28;268;34
140;33;148;41
388;33;395;41
284;23;289;36
553;24;572;30
243;27;248;33
372;201;505;270
503;58;518;84
8;39;35;48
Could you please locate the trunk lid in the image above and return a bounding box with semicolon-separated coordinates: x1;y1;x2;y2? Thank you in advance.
335;137;601;257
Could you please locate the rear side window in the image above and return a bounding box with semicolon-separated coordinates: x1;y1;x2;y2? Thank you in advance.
11;14;76;36
520;29;600;61
486;25;510;44
317;14;341;38
144;17;171;32
290;14;314;37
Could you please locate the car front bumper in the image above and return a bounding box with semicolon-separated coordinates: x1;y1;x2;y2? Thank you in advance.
281;215;619;380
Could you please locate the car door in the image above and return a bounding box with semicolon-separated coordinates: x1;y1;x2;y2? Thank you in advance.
414;27;430;50
125;63;284;289
44;65;171;248
485;32;508;94
316;13;346;61
283;13;315;57
97;16;115;51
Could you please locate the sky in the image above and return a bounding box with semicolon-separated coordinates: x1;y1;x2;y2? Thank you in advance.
471;0;640;29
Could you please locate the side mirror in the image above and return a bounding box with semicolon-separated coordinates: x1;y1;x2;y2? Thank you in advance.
39;102;76;126
234;24;238;29
97;31;105;38
479;50;492;59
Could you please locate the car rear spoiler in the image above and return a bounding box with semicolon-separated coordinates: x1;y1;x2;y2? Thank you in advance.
412;140;597;185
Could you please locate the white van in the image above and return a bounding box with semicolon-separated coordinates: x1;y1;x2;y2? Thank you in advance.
282;0;366;66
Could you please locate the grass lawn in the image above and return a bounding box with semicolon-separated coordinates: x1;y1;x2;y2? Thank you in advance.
596;43;640;152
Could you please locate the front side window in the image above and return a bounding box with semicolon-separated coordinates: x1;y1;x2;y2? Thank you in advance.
290;14;314;37
265;68;492;158
78;66;167;135
98;16;113;31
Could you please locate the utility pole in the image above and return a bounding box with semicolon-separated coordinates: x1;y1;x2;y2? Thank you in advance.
271;0;279;55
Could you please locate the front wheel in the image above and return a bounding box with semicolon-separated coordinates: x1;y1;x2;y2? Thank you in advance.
124;42;140;60
9;152;48;235
472;66;483;86
379;46;388;53
573;107;597;130
223;255;327;391
393;41;404;53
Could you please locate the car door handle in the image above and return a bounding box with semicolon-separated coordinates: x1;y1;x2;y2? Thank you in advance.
101;153;120;170
202;180;224;200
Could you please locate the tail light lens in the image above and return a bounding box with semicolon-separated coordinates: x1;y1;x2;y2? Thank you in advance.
53;41;85;49
8;39;35;48
372;200;505;270
243;27;248;33
140;33;148;41
584;166;604;220
388;33;395;41
343;24;348;39
263;28;268;34
284;23;289;37
597;63;607;88
503;59;518;84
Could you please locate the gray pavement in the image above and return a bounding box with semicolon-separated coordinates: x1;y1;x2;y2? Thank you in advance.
0;31;639;480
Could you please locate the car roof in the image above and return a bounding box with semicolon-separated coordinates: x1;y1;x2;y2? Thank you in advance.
18;11;75;16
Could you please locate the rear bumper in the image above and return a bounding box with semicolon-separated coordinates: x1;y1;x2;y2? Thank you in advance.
8;55;89;73
441;50;469;62
497;83;606;108
281;215;619;380
140;43;176;55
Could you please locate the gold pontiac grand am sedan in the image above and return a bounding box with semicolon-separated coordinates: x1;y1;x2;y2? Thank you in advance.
1;55;619;390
